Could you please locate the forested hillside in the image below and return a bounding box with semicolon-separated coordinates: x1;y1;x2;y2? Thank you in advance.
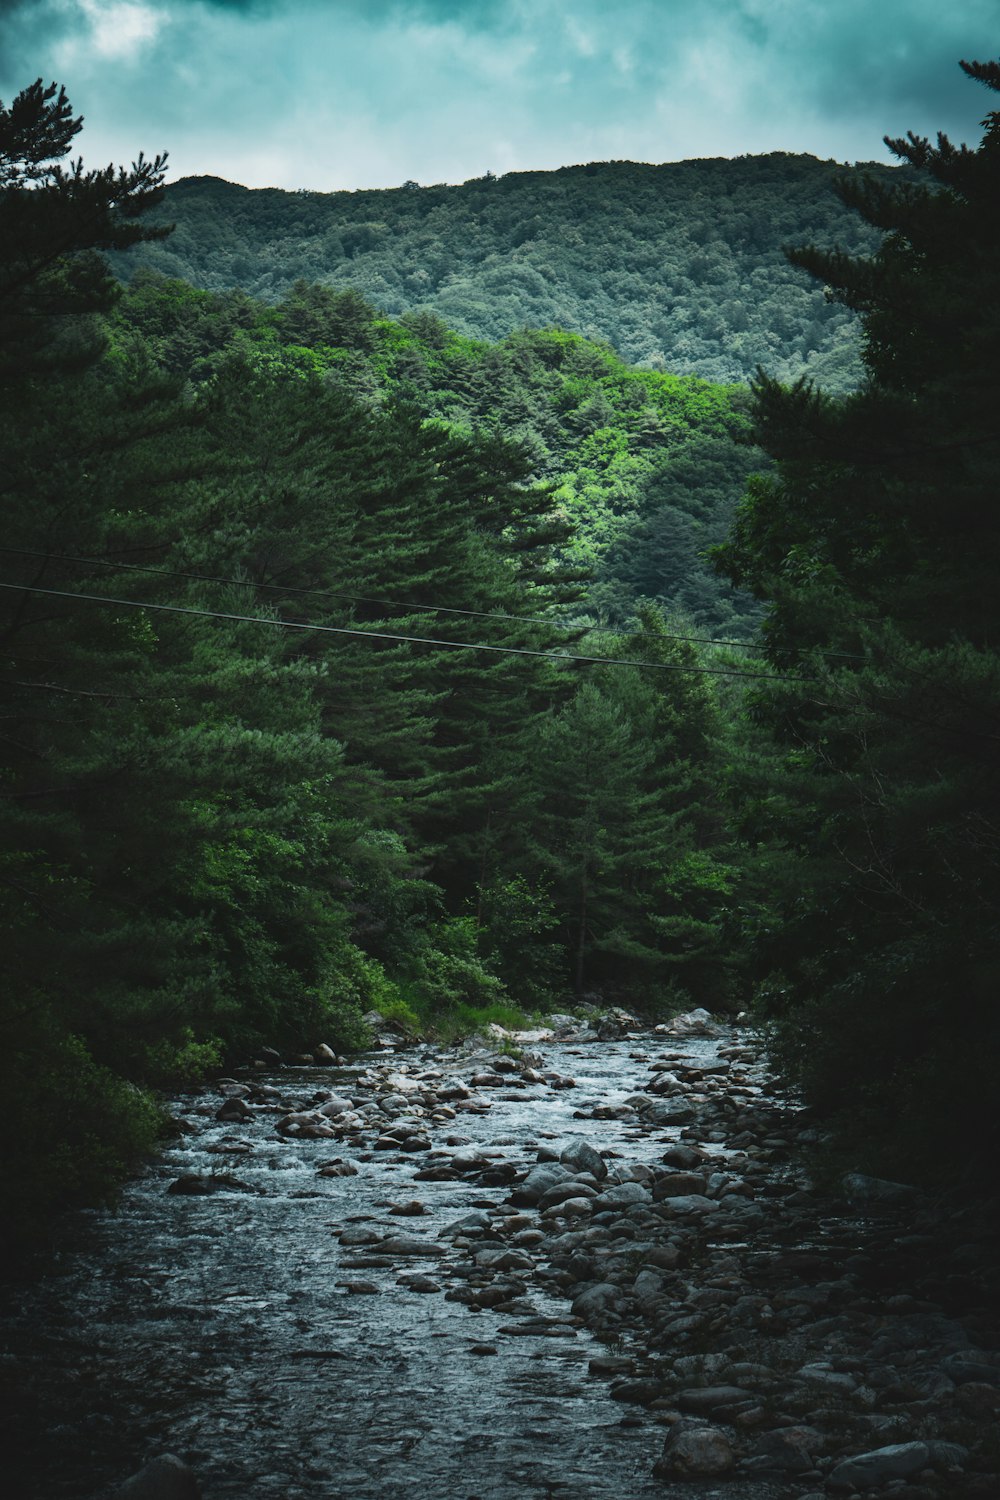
1;82;756;1253
116;273;763;635
111;153;897;389
4;59;998;1262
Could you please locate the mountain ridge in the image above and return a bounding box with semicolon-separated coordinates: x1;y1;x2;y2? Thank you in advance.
115;152;901;390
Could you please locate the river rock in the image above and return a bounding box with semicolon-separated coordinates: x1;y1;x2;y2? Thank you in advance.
661;1144;708;1170
571;1282;628;1319
594;1182;651;1208
655;1193;720;1216
276;1112;337;1139
537;1179;597;1210
654;1427;735;1478
828;1441;932;1487
317;1159;359;1177
596;1007;641;1040
841;1171;920;1205
398;1274;441;1293
677;1385;753;1414
112;1454;201;1499
744;1425;820;1473
474;1247;535;1272
339;1227;382;1246
610;1378;662;1405
652;1172;706;1198
631;1096;697;1125
314;1043;338;1063
438;1210;493;1238
317;1096;354;1117
657;1008;719;1037
647;1071;685;1095
542;1196;594;1220
559;1138;607;1180
166;1173;255;1195
940;1350;1000;1384
215;1096;253;1121
510;1162;572;1205
375;1235;440;1258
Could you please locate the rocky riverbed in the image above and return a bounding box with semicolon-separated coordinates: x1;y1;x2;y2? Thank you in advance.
3;1014;998;1499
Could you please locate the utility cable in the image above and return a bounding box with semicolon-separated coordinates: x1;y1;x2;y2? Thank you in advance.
0;580;818;684
0;545;865;662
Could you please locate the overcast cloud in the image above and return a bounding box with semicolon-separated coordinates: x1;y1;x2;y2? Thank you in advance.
1;0;996;189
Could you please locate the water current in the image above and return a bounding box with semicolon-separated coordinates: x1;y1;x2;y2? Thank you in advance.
4;1032;772;1500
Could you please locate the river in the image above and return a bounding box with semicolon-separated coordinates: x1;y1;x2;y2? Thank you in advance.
5;1028;788;1499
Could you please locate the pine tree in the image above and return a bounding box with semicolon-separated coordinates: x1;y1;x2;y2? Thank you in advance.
716;59;1000;1181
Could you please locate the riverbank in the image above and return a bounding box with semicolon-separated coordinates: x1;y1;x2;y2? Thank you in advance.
3;1018;998;1498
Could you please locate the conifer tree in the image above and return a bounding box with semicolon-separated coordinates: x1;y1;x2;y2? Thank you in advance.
717;59;1000;1180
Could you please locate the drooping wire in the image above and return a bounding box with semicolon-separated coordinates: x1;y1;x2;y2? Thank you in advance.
0;545;865;662
0;580;818;684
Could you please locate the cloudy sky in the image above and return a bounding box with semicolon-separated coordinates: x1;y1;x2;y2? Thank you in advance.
1;0;996;191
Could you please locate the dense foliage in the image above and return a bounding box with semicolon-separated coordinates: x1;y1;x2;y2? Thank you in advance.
1;82;751;1256
6;57;989;1259
719;59;1000;1182
113;273;763;635
108;153;896;390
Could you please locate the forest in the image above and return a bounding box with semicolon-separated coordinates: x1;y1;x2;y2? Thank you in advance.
109;152;896;390
2;60;998;1260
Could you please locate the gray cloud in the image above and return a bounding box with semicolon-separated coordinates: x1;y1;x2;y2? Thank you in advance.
1;0;996;189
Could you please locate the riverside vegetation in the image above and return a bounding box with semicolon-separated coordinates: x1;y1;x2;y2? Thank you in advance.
1;58;999;1269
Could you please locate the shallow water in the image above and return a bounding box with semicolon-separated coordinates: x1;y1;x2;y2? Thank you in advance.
3;1034;780;1499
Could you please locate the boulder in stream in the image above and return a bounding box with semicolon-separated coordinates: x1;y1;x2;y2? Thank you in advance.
654;1427;735;1478
111;1453;201;1500
559;1138;607;1180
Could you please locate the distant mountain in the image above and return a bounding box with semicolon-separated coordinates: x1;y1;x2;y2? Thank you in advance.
114;154;898;392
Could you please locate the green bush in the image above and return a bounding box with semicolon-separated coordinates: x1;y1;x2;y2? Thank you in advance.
0;1019;162;1268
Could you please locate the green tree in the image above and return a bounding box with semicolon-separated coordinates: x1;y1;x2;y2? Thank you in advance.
717;58;1000;1181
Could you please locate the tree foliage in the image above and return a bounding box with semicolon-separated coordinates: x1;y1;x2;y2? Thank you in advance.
1;82;750;1257
106;153;895;390
718;58;1000;1183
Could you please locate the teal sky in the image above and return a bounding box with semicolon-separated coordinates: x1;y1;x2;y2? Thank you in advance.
1;1;997;189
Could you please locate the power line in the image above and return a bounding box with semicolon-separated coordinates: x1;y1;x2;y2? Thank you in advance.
0;545;863;661
0;580;817;684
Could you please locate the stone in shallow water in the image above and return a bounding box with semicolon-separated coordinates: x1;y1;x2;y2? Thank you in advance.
542;1196;594;1221
594;1181;651;1208
474;1246;536;1272
510;1161;573;1205
317;1095;354;1117
338;1226;382;1246
376;1234;440;1258
829;1442;933;1487
841;1171;919;1205
571;1282;628;1319
654;1427;735;1478
112;1454;201;1500
559;1138;607;1180
655;1193;720;1216
652;1171;706;1198
677;1385;754;1414
610;1379;662;1405
166;1173;256;1195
